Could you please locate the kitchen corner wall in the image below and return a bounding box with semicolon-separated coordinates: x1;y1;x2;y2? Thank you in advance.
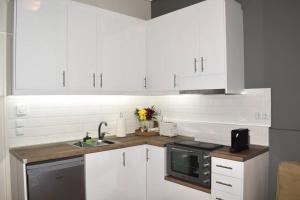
7;89;271;148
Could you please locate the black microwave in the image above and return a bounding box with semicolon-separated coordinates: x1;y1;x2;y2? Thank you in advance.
166;141;223;188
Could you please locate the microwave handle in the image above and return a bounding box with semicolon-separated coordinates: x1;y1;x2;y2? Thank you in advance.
171;147;195;153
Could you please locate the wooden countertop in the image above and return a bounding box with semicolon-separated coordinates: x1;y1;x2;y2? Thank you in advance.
210;145;269;162
10;134;269;164
10;134;193;164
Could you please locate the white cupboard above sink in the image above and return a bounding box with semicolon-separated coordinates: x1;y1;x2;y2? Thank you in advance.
10;0;243;95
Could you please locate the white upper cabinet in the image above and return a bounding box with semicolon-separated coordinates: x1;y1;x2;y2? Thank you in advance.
147;0;244;93
68;2;97;91
97;9;146;92
12;0;243;95
14;0;68;93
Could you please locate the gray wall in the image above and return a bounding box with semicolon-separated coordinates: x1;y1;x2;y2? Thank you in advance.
74;0;151;19
151;0;300;199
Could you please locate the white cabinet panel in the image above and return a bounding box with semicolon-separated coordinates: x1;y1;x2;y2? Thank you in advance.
197;0;226;75
212;173;243;196
68;2;97;90
212;157;243;179
85;149;126;200
98;9;146;92
146;17;176;92
15;0;68;91
146;146;167;200
85;146;147;200
212;189;241;200
123;145;146;200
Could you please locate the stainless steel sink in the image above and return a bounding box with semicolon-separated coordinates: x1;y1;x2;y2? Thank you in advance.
70;139;119;148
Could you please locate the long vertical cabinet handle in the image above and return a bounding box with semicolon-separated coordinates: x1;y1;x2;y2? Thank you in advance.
173;74;177;88
201;57;204;72
93;73;96;88
194;58;197;73
146;148;149;162
62;71;66;88
100;73;103;88
122;152;126;167
144;77;147;89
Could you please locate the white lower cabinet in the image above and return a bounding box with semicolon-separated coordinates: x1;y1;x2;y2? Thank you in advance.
211;153;269;200
85;145;146;200
146;146;210;200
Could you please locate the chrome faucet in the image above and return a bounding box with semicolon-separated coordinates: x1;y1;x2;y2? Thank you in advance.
98;121;108;141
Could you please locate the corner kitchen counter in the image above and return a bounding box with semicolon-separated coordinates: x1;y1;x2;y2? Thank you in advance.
10;134;193;164
210;145;269;162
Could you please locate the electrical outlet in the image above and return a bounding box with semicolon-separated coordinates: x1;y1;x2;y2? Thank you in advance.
16;104;28;116
255;112;270;121
15;119;25;128
16;128;24;136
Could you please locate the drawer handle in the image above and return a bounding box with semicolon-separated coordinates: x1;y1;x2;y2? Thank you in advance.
216;181;232;187
216;198;224;200
216;164;233;170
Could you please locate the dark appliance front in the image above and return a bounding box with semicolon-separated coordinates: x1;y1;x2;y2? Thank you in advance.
167;141;223;188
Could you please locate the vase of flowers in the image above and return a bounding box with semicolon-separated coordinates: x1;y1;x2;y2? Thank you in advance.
135;106;158;132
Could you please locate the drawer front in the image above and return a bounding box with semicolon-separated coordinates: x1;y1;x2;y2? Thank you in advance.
212;157;243;178
212;173;242;195
212;189;241;200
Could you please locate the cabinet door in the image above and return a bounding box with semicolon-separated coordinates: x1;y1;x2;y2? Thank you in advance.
85;149;126;200
146;17;175;91
168;5;199;77
97;9;146;92
197;0;226;75
124;146;146;200
68;2;97;91
146;146;167;200
15;0;68;91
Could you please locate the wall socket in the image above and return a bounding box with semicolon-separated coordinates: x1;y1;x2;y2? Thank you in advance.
255;112;269;121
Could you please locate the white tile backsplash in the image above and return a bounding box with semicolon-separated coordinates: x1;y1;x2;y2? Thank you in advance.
7;89;271;147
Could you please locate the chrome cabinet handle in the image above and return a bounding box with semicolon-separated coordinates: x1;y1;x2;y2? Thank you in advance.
62;71;66;88
173;74;176;88
122;152;126;167
146;148;149;162
144;77;147;89
171;147;194;153
100;73;103;88
93;73;96;88
216;198;224;200
203;155;210;159
194;58;197;73
216;165;233;170
201;57;204;72
216;181;232;187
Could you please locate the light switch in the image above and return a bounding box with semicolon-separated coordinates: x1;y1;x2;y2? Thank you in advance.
15;119;25;128
16;104;28;116
16;128;24;136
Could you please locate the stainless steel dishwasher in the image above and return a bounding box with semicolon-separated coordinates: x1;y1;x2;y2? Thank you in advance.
27;156;85;200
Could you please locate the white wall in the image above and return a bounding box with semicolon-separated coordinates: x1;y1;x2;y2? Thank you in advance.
0;0;10;200
7;89;271;147
74;0;151;20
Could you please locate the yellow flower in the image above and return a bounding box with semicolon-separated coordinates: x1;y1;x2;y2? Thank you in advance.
138;109;147;121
